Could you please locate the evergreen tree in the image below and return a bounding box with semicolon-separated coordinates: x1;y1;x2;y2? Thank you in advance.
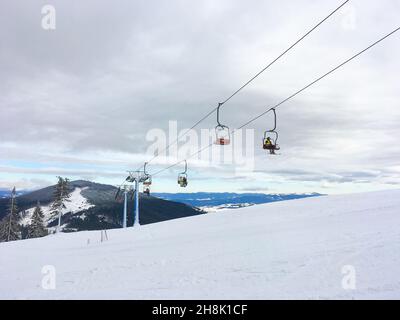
0;187;21;242
51;177;70;232
26;202;48;239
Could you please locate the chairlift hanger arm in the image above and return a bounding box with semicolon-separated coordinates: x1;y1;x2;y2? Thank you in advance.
215;102;231;145
216;102;224;127
181;160;187;175
270;108;277;132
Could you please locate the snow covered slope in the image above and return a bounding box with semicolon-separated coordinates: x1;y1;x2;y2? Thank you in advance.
0;190;399;299
20;187;94;230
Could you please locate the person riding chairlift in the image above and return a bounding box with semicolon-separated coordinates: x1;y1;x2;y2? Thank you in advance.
178;175;187;187
263;137;276;155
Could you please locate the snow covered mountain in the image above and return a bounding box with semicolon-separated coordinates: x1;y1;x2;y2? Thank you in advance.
0;180;203;233
0;189;399;299
19;186;96;232
153;192;322;212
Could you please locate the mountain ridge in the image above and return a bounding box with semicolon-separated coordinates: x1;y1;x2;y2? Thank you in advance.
0;180;203;234
153;191;322;209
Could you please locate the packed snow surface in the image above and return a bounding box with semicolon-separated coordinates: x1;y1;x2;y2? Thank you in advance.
1;190;399;299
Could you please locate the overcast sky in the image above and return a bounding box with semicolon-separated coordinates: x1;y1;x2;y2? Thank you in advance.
0;0;399;194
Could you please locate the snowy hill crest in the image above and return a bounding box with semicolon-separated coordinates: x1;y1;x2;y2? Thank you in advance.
0;180;203;233
19;187;95;231
0;189;399;299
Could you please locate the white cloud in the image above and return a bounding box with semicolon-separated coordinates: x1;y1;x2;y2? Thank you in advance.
0;0;400;193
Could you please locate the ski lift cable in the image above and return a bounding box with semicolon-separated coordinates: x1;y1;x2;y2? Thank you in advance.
235;25;400;131
151;143;213;176
133;0;350;172
218;0;350;107
150;26;400;177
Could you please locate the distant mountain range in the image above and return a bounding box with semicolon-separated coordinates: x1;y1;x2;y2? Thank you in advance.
0;181;322;236
153;192;322;211
0;189;28;199
0;180;203;233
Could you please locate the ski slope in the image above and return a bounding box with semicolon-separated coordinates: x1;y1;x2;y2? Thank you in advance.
0;190;399;299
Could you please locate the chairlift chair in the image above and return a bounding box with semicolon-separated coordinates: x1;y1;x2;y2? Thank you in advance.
262;108;280;155
143;162;152;186
143;175;152;186
215;102;231;145
177;160;188;187
178;173;188;188
125;174;134;183
215;125;231;145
